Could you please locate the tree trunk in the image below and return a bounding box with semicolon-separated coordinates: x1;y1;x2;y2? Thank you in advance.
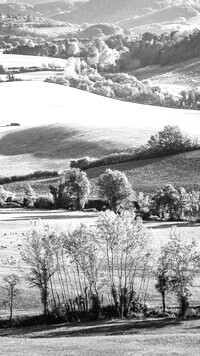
179;295;189;317
10;297;13;326
161;291;166;313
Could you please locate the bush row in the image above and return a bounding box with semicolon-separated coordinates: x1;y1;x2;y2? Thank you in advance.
0;170;59;185
70;125;200;170
70;145;200;171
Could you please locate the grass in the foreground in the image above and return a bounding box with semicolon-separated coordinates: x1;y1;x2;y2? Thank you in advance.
1;318;200;356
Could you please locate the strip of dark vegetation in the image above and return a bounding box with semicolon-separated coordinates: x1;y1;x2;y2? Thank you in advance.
0;170;59;185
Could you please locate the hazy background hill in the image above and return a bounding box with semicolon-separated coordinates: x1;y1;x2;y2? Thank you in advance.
0;0;200;33
47;0;200;33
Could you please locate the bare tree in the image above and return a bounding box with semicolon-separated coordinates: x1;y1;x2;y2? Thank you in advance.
96;210;152;317
21;221;57;316
1;274;20;326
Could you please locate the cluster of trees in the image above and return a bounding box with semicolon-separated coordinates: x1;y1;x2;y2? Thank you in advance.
46;69;182;109
0;184;54;209
4;28;200;110
46;60;200;110
149;184;200;221
6;28;200;70
71;126;199;170
3;212;200;325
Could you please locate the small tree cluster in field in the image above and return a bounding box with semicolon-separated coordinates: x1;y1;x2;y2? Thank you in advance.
19;213;200;323
21;211;153;320
70;126;200;170
150;184;200;221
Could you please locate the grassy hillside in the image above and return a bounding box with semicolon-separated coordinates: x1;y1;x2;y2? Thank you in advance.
130;58;200;94
87;150;200;193
4;150;200;197
1;81;200;175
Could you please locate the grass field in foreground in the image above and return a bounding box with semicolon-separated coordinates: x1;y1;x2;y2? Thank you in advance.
1;211;200;317
1;320;200;355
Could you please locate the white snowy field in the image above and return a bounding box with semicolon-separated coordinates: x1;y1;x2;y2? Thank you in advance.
0;81;200;136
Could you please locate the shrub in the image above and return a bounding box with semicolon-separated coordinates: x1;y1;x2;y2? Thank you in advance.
34;195;54;209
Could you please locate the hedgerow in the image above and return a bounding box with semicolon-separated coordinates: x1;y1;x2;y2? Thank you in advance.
0;170;59;185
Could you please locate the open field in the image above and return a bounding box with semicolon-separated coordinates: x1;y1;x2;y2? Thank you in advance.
0;70;65;82
0;81;200;174
0;54;66;69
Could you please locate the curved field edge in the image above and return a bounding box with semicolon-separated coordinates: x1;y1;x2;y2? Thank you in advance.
0;81;200;176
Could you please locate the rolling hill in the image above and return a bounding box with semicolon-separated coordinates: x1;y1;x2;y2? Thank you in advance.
86;150;200;194
49;0;200;33
0;0;200;34
0;81;200;177
129;58;200;94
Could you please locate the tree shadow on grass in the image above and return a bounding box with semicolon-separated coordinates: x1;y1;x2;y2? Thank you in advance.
0;318;182;339
146;222;200;230
1;214;97;222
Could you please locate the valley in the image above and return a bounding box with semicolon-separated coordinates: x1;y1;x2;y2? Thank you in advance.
1;2;200;354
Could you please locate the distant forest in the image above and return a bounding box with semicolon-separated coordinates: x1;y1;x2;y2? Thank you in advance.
4;28;200;69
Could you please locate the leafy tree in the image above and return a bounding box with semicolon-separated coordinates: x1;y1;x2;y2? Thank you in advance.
147;125;198;155
98;169;133;212
159;228;200;317
50;168;90;210
152;185;200;221
21;222;57;316
1;274;20;325
23;184;36;208
61;168;90;210
151;184;181;220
